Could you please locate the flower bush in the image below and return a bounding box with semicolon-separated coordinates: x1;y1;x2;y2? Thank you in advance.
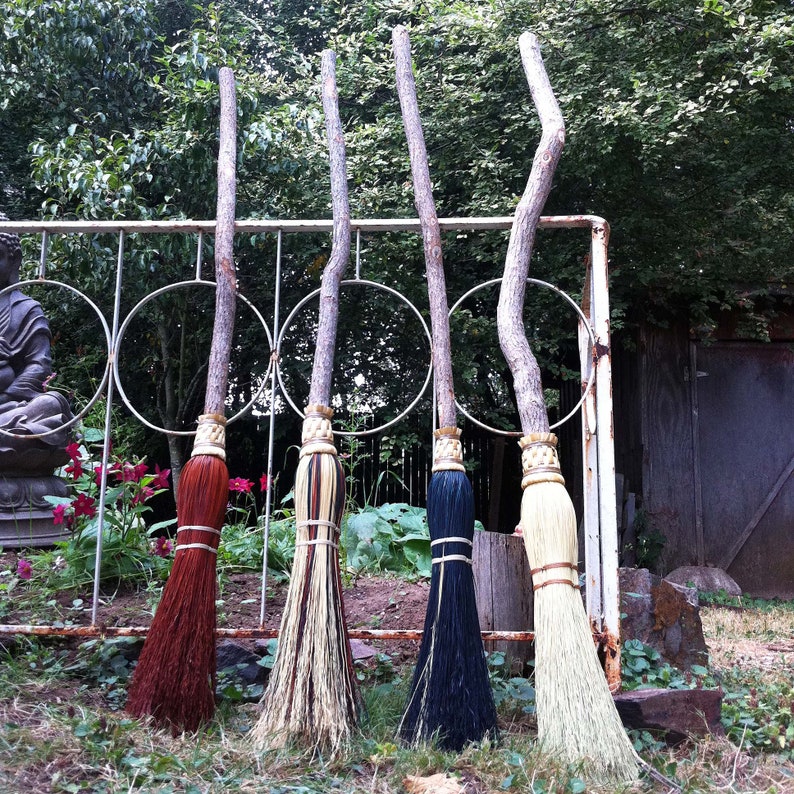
44;440;176;587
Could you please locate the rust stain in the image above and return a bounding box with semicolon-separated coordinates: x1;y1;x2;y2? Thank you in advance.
594;341;610;359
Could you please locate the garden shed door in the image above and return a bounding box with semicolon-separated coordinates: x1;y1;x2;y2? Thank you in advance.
692;341;794;598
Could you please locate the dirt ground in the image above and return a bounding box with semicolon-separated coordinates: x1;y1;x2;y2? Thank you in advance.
0;552;430;666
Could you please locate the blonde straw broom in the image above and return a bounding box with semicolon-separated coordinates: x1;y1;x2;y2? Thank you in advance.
496;33;639;786
251;50;361;758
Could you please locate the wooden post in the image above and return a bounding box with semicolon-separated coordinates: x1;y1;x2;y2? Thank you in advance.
473;531;534;672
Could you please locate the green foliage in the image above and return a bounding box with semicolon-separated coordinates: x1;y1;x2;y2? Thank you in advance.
630;509;667;571
342;503;432;578
721;667;794;758
621;638;716;692
70;638;140;710
39;435;175;589
486;651;536;715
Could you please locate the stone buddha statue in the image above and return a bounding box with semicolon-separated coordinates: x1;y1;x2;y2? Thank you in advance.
0;216;74;544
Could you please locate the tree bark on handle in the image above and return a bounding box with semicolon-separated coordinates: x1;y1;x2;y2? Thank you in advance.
392;25;457;429
309;50;352;408
204;66;238;416
496;33;566;435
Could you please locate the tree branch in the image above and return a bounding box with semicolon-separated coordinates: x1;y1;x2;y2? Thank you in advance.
204;67;237;415
497;33;566;435
308;50;352;408
393;25;457;429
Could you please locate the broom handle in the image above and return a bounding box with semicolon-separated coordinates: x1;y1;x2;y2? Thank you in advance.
392;26;456;430
308;50;351;408
496;33;565;435
204;66;238;416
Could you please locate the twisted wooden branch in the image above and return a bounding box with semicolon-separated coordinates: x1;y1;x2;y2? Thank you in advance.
308;50;351;408
496;33;566;434
393;25;457;429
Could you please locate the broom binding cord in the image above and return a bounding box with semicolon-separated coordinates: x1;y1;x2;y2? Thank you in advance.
190;413;227;459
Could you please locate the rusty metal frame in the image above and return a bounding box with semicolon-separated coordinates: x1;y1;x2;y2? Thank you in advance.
0;215;619;685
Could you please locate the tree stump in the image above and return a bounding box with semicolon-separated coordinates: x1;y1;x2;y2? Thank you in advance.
473;530;534;673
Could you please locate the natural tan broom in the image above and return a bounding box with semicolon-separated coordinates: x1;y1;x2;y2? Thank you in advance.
496;33;639;785
252;50;361;758
126;67;238;733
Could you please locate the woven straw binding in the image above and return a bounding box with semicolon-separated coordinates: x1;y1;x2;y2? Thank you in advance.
191;413;227;460
300;403;337;456
519;432;565;489
432;426;465;472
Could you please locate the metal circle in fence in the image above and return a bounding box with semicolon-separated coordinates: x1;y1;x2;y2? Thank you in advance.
0;279;112;439
448;277;596;436
277;279;433;437
114;280;273;436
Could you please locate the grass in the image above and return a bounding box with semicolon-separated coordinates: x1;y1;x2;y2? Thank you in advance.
0;601;793;792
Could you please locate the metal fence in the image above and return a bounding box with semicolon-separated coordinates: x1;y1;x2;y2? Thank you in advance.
0;214;620;680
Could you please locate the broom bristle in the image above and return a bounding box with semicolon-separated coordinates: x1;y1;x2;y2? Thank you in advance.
399;468;497;751
252;448;361;757
126;453;229;734
521;479;639;785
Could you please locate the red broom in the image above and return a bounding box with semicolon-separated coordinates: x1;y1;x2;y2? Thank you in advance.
252;50;361;757
496;34;638;784
126;67;238;733
392;26;497;751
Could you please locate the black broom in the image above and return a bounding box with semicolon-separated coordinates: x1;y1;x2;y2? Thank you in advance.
496;33;638;785
127;67;238;733
392;25;497;752
252;50;362;758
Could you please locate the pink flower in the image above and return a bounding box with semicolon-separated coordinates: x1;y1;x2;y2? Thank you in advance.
259;473;271;492
16;559;32;580
53;504;67;525
152;536;173;558
65;442;81;463
131;462;148;481
72;493;97;519
65;459;84;479
228;477;253;493
94;465;105;487
132;486;154;506
120;462;148;482
151;464;170;491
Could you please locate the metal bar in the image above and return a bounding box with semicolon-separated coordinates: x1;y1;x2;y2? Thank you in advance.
689;340;706;566
579;258;602;627
589;219;622;689
90;231;126;625
37;231;49;278
0;214;606;235
195;231;203;279
0;623;615;644
258;230;282;627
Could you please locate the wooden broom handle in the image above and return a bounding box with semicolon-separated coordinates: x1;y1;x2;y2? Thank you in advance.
392;25;457;430
204;66;238;416
496;33;565;435
308;50;351;408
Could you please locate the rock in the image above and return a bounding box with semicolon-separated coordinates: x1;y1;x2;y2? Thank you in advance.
665;565;742;597
350;639;377;660
620;568;708;669
216;640;269;686
614;688;723;742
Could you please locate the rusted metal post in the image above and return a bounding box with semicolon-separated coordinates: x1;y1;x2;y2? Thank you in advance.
589;218;622;689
